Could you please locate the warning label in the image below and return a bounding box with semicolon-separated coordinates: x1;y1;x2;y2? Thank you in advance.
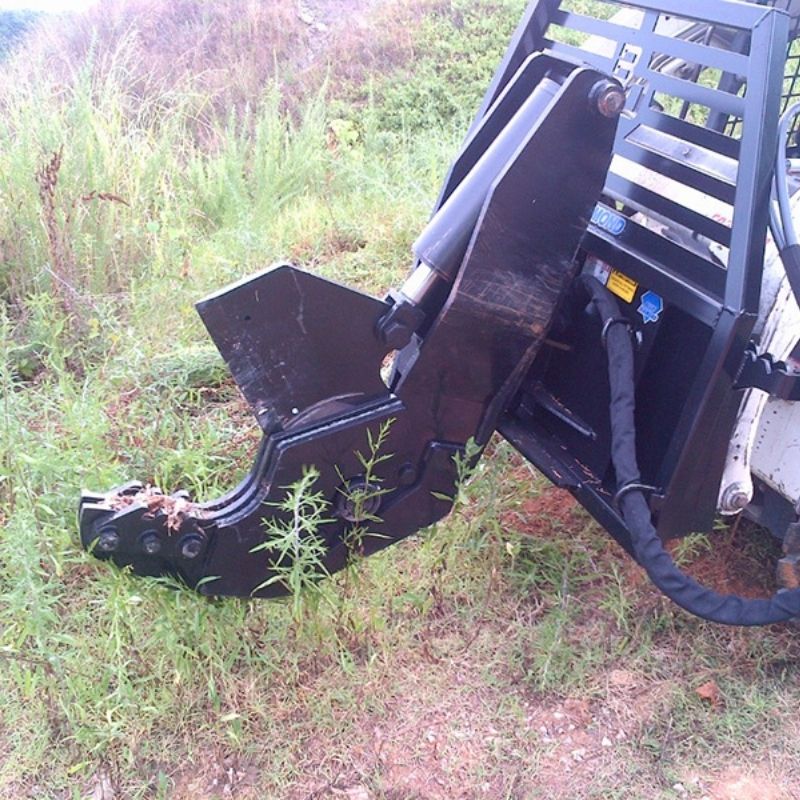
607;270;638;303
586;256;612;286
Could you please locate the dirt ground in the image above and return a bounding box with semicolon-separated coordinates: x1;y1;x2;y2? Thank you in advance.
158;485;800;800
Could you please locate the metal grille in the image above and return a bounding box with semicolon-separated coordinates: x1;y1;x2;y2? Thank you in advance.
725;1;800;145
780;12;800;150
518;0;786;313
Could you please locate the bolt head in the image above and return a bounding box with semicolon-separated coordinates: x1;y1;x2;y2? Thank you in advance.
97;528;120;553
592;81;626;118
722;483;750;512
336;478;382;523
382;320;413;351
140;531;162;556
178;534;204;560
730;492;750;511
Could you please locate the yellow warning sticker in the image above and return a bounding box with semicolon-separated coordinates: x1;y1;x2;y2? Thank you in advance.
607;270;638;303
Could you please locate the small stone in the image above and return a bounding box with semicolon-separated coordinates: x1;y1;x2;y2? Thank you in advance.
571;748;587;762
672;784;686;795
601;737;613;748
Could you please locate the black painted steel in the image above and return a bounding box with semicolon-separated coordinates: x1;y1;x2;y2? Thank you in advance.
196;266;392;434
78;0;800;620
79;58;620;597
493;0;791;545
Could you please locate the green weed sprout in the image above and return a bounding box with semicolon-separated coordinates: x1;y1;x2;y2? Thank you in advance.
337;418;395;556
252;467;333;621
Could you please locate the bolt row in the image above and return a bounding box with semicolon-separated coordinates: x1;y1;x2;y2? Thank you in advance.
96;527;205;560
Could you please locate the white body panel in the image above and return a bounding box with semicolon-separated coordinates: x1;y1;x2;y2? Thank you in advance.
720;192;800;516
751;398;800;502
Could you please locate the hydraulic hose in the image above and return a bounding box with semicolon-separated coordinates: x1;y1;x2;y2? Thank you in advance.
772;102;800;302
582;275;800;625
774;102;800;248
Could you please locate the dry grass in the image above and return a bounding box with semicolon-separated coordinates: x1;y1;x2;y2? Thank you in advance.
1;0;308;125
294;0;453;97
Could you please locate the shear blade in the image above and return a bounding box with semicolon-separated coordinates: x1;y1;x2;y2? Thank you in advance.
196;264;393;432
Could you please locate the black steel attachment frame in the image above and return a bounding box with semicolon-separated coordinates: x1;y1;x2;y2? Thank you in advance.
491;0;791;549
80;0;799;622
80;54;622;597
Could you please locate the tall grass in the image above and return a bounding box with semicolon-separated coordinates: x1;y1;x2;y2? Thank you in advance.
0;1;505;791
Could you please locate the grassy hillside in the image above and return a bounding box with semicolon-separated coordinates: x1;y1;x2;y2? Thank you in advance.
2;1;800;798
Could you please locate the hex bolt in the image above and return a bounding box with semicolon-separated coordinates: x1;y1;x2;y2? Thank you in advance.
591;80;626;118
97;528;120;553
178;533;204;560
335;478;382;523
140;531;162;556
721;483;751;513
381;320;413;351
398;463;418;487
730;491;750;511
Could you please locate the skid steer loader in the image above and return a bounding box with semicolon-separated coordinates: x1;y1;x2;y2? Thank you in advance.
80;0;800;626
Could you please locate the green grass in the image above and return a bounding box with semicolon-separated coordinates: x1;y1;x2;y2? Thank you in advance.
2;1;800;798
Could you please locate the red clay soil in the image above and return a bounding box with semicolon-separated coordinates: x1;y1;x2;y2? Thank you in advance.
503;481;780;600
503;486;584;539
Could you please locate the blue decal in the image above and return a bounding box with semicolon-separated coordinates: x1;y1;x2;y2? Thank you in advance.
638;290;664;324
591;205;627;236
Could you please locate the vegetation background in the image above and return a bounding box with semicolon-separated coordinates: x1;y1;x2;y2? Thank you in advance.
1;0;799;798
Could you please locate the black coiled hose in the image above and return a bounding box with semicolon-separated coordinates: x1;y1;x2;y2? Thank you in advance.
582;275;800;625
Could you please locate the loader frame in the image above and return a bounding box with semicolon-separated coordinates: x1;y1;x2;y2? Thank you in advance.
467;0;793;551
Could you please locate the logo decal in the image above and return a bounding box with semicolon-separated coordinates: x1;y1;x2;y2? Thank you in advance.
638;290;664;324
591;205;627;236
